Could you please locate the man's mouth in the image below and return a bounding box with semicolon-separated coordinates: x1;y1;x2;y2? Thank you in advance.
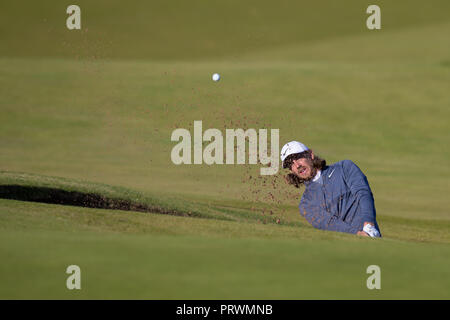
299;167;307;175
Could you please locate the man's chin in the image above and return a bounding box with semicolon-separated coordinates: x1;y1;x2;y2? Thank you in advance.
298;169;316;182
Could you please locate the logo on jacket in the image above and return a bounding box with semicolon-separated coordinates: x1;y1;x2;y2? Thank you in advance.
328;169;335;178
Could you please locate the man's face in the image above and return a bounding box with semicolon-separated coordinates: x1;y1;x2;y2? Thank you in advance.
291;157;315;180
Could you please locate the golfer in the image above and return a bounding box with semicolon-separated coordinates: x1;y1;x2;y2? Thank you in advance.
281;141;381;237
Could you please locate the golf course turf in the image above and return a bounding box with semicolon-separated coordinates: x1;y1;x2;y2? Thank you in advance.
0;0;449;299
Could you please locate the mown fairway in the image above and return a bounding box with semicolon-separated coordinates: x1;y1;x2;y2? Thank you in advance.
0;1;449;298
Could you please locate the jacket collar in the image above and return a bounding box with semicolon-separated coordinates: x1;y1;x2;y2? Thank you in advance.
304;165;331;188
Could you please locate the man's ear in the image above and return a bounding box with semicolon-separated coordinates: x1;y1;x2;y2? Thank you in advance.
310;150;315;159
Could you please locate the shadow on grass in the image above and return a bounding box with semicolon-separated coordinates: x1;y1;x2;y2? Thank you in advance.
0;185;195;217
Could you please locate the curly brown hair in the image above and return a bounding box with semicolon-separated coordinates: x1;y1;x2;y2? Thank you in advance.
283;150;327;188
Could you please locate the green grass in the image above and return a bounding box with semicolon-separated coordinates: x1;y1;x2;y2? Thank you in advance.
0;172;449;299
1;172;449;244
0;1;449;299
2;0;449;61
1;198;450;299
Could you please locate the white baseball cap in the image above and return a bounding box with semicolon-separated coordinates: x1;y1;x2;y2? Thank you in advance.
280;141;309;165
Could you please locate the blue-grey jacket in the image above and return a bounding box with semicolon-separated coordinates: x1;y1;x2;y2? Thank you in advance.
299;160;381;235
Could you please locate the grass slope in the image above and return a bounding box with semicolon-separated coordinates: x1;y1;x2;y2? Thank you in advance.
1;196;450;299
1;0;449;60
0;172;449;298
1;171;449;244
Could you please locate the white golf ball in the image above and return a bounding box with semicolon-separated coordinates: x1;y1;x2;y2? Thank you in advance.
212;73;221;82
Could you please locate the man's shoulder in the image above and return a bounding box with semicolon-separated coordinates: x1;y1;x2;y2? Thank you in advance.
327;160;360;178
329;159;360;172
332;159;368;181
333;159;356;167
